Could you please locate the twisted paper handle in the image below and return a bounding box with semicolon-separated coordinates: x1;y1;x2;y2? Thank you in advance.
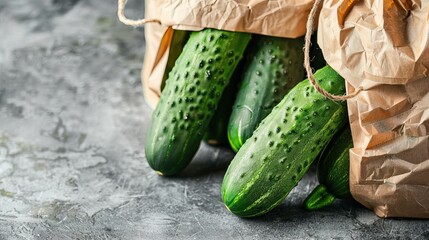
304;0;362;101
117;0;161;27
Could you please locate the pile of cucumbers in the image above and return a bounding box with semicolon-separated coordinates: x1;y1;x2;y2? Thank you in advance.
145;28;353;217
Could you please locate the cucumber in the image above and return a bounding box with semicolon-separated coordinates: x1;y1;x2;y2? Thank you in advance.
227;36;305;152
145;29;251;176
221;66;347;217
204;65;241;146
304;127;353;210
161;30;190;91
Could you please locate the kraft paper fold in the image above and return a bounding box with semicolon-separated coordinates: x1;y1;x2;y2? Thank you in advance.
141;0;315;108
319;0;429;218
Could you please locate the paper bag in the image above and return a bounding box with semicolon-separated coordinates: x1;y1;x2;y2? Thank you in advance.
140;0;315;108
318;0;429;218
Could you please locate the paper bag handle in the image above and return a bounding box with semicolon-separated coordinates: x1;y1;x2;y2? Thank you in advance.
118;0;161;27
304;0;362;101
118;0;361;100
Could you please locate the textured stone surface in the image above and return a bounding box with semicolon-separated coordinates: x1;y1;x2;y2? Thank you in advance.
1;0;428;239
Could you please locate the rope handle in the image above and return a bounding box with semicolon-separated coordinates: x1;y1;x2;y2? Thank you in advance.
304;0;362;101
117;0;161;27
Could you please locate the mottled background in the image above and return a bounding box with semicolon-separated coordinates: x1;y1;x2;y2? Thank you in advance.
0;0;428;239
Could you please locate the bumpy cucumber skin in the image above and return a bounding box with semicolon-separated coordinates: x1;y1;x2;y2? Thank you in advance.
228;36;305;152
304;127;353;210
204;65;240;146
221;66;347;217
204;85;234;145
145;29;251;176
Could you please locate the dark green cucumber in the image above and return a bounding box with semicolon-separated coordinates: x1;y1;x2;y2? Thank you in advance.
221;66;347;217
304;127;353;210
204;77;237;146
161;30;190;91
204;63;242;146
145;29;251;176
228;36;305;152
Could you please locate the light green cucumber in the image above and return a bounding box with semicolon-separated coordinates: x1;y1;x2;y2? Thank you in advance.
145;29;251;176
221;66;347;217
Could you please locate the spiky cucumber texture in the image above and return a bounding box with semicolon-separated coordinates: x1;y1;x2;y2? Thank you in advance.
228;35;305;152
221;66;347;217
145;29;251;176
204;64;241;146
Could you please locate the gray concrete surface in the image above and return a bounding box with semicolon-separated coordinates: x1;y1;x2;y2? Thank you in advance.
0;0;428;239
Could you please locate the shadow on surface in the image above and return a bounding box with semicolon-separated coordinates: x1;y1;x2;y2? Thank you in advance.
177;142;236;178
236;197;367;223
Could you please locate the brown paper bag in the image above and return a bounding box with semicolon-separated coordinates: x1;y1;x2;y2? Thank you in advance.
317;0;429;218
131;0;315;108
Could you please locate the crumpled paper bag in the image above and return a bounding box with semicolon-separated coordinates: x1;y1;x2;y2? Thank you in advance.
141;0;315;108
318;0;429;218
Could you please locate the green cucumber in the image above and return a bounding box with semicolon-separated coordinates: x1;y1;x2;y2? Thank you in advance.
304;127;353;210
227;36;305;152
161;30;190;91
221;66;347;217
204;77;237;146
145;29;251;176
